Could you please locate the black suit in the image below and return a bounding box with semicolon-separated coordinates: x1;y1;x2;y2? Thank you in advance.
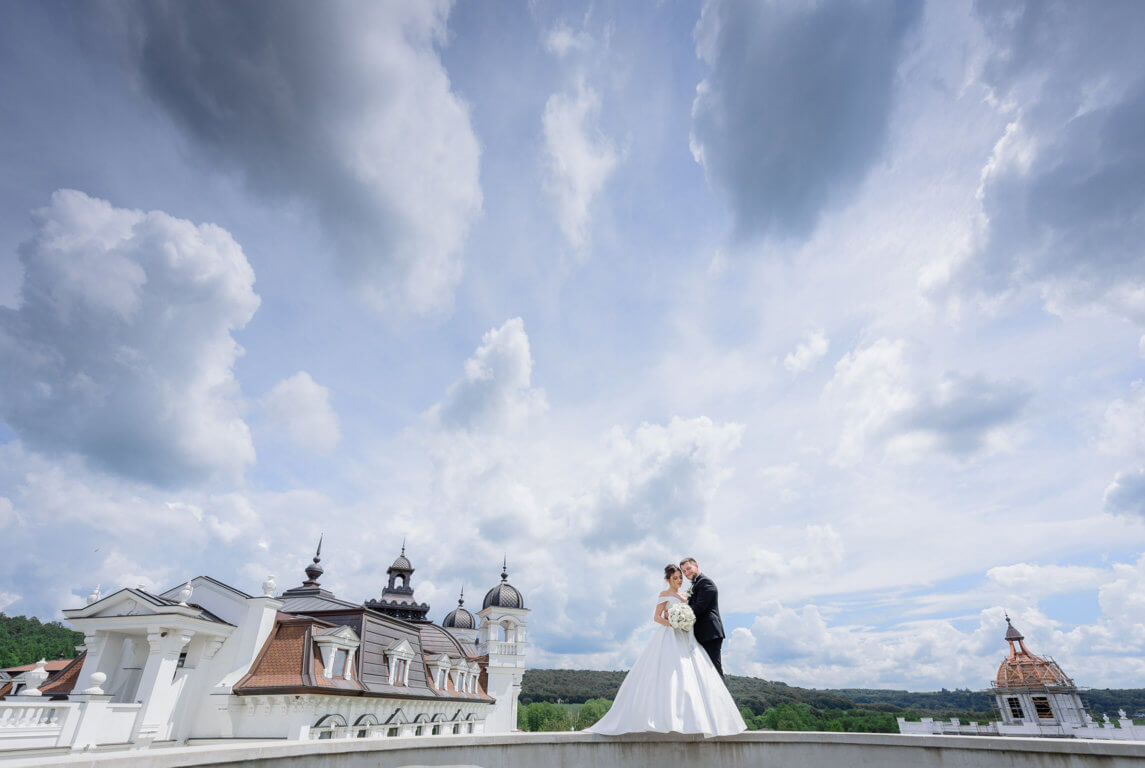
687;573;725;677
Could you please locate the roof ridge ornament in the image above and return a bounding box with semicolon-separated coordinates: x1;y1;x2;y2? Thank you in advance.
303;534;325;586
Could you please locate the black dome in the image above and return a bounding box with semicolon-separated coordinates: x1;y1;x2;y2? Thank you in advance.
483;563;524;609
442;605;476;629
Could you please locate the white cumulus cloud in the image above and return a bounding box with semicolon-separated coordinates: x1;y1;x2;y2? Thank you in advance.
1101;381;1145;457
784;330;829;373
950;0;1145;323
0;190;258;486
691;0;922;239
434;318;547;433
264;371;342;454
543;81;620;252
824;339;1029;463
112;0;482;315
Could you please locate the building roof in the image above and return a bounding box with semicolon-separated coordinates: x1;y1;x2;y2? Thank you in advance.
160;574;253;602
39;653;86;695
236;603;492;703
69;587;234;626
0;659;74;675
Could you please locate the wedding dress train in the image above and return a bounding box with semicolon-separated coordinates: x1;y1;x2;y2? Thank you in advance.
588;594;745;736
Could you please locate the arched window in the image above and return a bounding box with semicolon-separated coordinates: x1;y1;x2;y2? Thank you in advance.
354;713;379;738
312;713;347;740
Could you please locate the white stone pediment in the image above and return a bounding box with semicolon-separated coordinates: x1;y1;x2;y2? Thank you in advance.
316;625;359;643
386;639;415;657
64;590;172;620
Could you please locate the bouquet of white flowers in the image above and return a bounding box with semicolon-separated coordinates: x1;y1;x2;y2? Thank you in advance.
667;602;696;632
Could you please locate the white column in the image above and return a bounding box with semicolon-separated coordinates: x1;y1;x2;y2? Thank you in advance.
75;633;111;695
133;628;194;741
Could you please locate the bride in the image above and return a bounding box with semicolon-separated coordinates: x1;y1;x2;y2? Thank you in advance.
588;564;746;736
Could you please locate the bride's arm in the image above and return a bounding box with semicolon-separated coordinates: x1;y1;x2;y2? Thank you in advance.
653;600;670;626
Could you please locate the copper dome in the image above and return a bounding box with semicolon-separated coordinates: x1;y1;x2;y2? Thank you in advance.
995;616;1072;689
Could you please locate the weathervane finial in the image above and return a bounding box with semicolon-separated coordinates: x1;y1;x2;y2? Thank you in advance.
303;534;325;586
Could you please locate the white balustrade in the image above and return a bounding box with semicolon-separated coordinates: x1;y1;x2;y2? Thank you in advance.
0;701;68;729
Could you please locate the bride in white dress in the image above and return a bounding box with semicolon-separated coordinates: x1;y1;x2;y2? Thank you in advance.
588;564;746;736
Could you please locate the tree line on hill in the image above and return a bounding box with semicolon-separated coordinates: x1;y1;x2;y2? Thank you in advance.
0;614;84;669
521;669;1145;729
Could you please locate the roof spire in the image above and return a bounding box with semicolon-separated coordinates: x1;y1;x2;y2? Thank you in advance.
303;534;324;586
458;585;465;606
501;556;508;581
401;537;406;557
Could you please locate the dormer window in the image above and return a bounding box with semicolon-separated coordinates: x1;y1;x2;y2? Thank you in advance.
428;654;451;690
314;626;360;681
385;639;415;686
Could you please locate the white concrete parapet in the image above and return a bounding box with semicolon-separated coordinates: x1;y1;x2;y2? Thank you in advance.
0;698;141;753
0;701;72;751
2;730;1145;767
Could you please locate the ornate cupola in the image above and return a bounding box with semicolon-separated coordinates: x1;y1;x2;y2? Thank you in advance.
365;543;431;623
991;614;1086;729
996;615;1072;689
476;558;530;734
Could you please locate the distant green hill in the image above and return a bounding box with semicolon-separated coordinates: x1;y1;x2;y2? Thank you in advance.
0;614;83;669
524;669;889;714
523;669;1145;719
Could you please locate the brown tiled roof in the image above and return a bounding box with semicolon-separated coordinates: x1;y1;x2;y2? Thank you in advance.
235;619;312;690
40;653;86;694
0;681;12;698
243;606;493;702
1;659;74;674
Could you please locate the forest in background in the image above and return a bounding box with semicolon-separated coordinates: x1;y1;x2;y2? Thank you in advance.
522;669;1145;725
0;614;84;669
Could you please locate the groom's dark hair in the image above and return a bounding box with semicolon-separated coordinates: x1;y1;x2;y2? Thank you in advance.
679;557;698;567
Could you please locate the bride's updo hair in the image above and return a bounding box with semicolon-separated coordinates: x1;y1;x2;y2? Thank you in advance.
664;563;681;581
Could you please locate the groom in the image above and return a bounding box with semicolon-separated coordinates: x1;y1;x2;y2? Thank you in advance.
680;557;724;677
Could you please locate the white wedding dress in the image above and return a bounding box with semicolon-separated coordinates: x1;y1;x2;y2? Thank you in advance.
588;593;746;736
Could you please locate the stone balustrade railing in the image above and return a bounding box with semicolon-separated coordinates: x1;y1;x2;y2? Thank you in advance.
0;701;70;729
0;698;141;753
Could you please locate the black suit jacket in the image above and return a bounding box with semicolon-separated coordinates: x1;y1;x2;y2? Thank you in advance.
687;573;724;643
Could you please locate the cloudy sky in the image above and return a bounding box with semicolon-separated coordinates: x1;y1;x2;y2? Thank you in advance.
2;0;1144;692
